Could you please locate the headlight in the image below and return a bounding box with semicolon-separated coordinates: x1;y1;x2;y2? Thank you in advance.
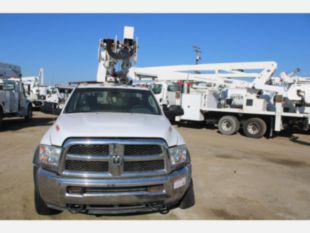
168;144;189;168
39;144;62;172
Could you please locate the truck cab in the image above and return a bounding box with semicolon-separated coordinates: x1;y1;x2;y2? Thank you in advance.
33;83;194;215
151;81;182;106
41;85;73;115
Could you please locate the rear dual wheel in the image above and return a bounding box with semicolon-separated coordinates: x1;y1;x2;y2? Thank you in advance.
218;115;240;135
243;118;267;139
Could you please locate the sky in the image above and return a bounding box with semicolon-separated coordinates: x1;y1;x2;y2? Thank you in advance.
0;14;310;85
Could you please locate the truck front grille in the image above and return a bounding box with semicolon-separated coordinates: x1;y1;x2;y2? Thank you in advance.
124;145;162;156
68;144;109;156
61;139;168;177
65;160;109;172
123;160;164;172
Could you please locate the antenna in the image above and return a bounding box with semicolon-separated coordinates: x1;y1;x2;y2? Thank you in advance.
39;68;44;85
193;45;202;65
193;45;202;75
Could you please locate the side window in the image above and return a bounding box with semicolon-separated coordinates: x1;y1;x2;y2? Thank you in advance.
167;84;180;92
3;82;15;91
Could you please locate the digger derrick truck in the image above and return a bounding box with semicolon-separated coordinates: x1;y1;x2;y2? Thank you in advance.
0;63;32;128
22;68;49;109
33;26;194;215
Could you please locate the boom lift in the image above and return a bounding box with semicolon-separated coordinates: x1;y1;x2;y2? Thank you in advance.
129;61;276;106
22;68;49;108
129;62;310;138
97;26;138;84
41;84;73;115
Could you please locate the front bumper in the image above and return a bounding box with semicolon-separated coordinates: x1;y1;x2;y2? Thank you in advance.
35;165;191;215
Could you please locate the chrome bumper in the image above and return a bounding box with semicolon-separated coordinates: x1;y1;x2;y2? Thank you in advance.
35;165;191;214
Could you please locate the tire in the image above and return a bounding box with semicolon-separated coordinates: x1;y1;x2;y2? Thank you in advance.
0;107;3;128
52;103;57;115
34;187;62;215
243;117;267;138
24;105;32;122
179;180;195;209
218;115;240;135
33;166;62;215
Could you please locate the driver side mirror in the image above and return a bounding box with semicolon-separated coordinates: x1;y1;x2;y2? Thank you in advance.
163;104;184;121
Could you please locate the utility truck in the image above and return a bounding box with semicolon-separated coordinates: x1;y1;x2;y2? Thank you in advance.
130;62;310;138
22;68;48;108
41;85;73;115
0;63;32;128
33;27;194;216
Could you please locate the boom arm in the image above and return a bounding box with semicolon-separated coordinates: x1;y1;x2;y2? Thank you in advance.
129;61;278;89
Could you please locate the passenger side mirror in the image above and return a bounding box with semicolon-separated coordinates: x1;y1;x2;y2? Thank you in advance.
163;104;184;121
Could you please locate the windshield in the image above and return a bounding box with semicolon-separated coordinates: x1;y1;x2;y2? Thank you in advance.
64;88;161;115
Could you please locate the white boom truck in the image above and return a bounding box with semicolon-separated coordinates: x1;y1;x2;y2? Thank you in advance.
41;85;74;115
0;63;33;128
130;62;310;138
22;68;49;108
33;26;194;216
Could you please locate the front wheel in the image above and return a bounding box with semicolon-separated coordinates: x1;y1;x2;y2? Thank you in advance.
24;105;32;122
34;187;62;215
243;118;267;138
0;108;3;128
179;180;195;209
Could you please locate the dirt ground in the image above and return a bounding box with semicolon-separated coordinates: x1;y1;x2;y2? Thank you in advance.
0;112;310;220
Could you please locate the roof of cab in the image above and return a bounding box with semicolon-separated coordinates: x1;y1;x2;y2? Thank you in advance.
76;82;149;91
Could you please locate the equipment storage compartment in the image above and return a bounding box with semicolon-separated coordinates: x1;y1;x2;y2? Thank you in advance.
180;94;204;121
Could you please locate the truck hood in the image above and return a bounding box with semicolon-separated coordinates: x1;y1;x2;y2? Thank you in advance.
42;112;184;147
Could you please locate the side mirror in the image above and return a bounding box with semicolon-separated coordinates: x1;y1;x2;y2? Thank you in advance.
163;104;184;121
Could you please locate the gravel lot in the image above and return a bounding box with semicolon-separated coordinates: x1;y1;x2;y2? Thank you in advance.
0;112;310;220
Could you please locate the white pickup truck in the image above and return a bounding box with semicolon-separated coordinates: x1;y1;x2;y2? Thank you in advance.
33;83;194;215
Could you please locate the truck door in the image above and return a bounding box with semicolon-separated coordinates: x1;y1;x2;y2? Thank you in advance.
167;83;181;105
0;89;9;113
10;81;19;113
151;83;164;105
2;80;17;113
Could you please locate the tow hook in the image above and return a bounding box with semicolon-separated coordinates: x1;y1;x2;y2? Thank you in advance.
68;204;85;214
149;203;170;214
159;207;170;214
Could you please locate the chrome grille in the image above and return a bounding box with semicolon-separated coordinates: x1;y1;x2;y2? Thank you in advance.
60;139;168;177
